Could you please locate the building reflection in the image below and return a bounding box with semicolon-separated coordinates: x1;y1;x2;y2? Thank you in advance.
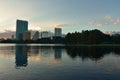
54;47;62;60
29;46;41;62
40;46;53;57
15;45;29;68
40;46;62;60
15;45;64;68
30;46;39;54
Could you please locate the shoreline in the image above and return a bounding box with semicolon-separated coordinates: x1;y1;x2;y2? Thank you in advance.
0;43;120;47
65;44;120;47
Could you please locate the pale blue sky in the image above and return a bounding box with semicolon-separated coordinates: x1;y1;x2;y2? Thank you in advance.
0;0;120;33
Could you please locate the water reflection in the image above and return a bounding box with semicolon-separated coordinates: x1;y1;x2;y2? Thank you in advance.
54;47;62;60
1;44;120;68
1;44;120;80
31;46;39;55
15;45;63;68
40;46;53;57
66;46;120;61
15;45;28;68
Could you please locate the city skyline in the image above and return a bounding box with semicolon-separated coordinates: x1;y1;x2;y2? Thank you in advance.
0;0;120;34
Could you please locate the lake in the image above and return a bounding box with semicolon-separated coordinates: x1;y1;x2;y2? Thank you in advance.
0;44;120;80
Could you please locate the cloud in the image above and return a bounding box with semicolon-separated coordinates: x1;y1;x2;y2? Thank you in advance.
29;23;43;31
104;16;112;20
105;16;120;26
0;31;15;39
113;19;120;25
89;20;102;27
51;23;82;28
52;24;70;28
104;31;114;34
89;16;120;27
4;29;15;33
104;31;120;35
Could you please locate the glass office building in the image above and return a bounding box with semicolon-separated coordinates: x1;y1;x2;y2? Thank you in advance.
16;20;28;40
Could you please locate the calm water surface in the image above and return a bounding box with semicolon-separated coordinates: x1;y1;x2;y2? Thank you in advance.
0;44;120;80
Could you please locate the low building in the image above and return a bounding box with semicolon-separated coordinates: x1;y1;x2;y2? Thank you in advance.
32;31;39;40
41;31;50;38
23;31;31;40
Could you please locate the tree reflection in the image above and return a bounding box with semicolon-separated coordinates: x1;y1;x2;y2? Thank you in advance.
66;46;120;61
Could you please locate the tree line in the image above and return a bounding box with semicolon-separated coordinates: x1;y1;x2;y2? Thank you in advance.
65;29;120;44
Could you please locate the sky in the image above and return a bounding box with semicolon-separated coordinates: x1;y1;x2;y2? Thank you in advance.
0;0;120;33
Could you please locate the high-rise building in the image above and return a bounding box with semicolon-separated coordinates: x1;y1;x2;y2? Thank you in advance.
32;31;39;40
16;20;28;40
41;31;50;38
23;31;31;40
55;28;62;37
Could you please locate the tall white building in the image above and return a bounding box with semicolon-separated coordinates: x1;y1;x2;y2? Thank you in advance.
16;20;28;40
55;28;62;37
